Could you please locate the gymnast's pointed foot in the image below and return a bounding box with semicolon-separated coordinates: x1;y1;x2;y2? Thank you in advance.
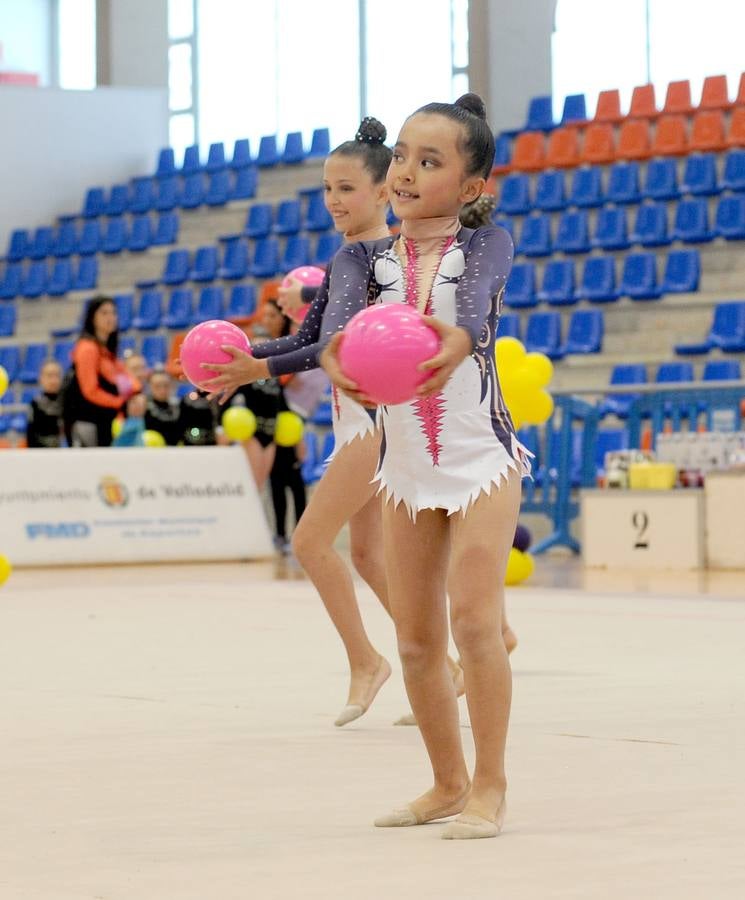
374;782;471;827
334;654;391;727
441;795;506;840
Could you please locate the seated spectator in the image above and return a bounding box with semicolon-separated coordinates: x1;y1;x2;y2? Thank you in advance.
112;393;147;447
179;389;219;445
120;351;149;397
26;360;63;448
145;369;181;446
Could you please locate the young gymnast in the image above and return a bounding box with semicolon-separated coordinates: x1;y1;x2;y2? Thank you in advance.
320;94;530;839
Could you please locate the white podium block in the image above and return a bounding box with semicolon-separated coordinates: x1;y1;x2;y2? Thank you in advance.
705;472;745;569
581;490;705;570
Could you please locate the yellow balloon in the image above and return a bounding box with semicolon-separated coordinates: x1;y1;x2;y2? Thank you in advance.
505;548;534;586
495;336;526;381
274;411;304;447
509;363;543;393
0;364;8;399
524;389;554;425
111;418;123;439
0;553;12;586
222;406;257;442
524;352;554;388
143;429;166;448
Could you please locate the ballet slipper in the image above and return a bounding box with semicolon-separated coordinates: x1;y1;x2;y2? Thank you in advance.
441;797;506;840
334;656;391;727
393;661;465;726
374;783;471;828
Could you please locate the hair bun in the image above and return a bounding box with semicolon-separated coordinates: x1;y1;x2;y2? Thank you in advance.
355;116;387;145
455;93;487;121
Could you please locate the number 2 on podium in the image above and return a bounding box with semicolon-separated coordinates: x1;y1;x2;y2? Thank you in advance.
632;511;649;549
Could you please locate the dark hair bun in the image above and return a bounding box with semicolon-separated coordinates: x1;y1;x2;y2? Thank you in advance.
355;116;387;145
455;93;487;121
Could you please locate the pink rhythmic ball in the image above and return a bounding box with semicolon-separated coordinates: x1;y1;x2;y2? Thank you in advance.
281;266;325;290
338;304;441;405
180;319;251;388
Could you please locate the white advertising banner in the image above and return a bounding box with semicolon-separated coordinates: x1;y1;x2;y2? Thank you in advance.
0;447;274;566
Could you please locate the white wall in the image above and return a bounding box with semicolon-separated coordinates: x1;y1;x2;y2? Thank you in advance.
0;0;52;84
0;85;167;249
103;0;168;88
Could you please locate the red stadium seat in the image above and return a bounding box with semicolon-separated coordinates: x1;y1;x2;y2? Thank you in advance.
617;119;652;160
652;115;689;156
663;80;693;116
581;123;616;164
511;132;546;172
594;89;624;124
629;84;658;119
727;107;745;148
690;110;727;152
699;75;732;111
736;73;745;107
545;127;580;168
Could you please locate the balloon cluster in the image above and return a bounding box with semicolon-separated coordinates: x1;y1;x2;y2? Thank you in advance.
0;364;8;399
495;337;554;429
505;524;534;586
221;407;304;447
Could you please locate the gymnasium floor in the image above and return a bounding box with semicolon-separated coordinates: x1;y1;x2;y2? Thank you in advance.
2;558;744;900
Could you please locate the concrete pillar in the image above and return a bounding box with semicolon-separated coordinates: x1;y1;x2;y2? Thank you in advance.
96;0;168;88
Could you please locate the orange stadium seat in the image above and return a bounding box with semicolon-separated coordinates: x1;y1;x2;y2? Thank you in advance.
581;123;616;164
727;107;745;147
652;115;689;156
617;119;652;160
699;75;732;111
545;127;580;168
629;84;658;119
594;89;624;124
663;80;694;115
690;110;727;152
736;73;745;106
511;131;546;171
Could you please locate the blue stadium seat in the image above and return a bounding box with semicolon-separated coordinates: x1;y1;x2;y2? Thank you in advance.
226;284;257;318
205;171;231;207
53;222;77;258
76;220;101;256
661;249;700;294
308;127;331;159
180;174;206;209
592;207;630;250
517;214;552;257
0;305;16;337
101;218;127;254
205;142;226;173
498;174;531;215
715;195;745;240
498;312;520;340
594;428;628;474
503;263;537;308
155;177;179;212
656;362;694;383
249;238;280;277
156;148;176;178
229;167;258;201
0;390;18;435
561;94;587;125
493;133;512;169
189;246;218;282
129;177;155;214
163;288;193;329
676;302;745;355
534;171;566;211
554;210;590;253
73;257;97;292
153;212;179;246
0;346;21;382
28;227;54;260
494;217;515;240
244;203;273;238
106;185;129;217
53;341;74;369
18;344;47;383
560;308;603;355
620;252;660;300
721;149;745;192
606;162;641;204
161;249;190;286
537;259;575;305
192;286;224;324
702;360;741;381
524;311;563;358
114;293;134;331
118;336;137;356
82;187;106;218
132;290;163;330
568;168;603;208
576;256;618;303
6;229;29;262
642;158;680;201
230;139;252;170
47;259;73;296
280;235;311;272
22;261;48;299
630;202;671;247
218;239;250;280
525;95;554;131
273;199;302;236
672;198;714;243
127;215;154;252
312;231;342;266
304;193;333;231
601;364;647;418
142;335;168;368
257;135;280;168
282;131;305;165
0;263;23;300
181;145;202;175
681;153;719;196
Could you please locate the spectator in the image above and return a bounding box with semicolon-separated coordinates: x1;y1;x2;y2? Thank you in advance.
112;393;147;447
179;389;219;445
26;360;63;448
145;369;182;446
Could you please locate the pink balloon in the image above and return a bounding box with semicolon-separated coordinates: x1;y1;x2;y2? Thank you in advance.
338;305;441;405
180;319;252;388
281;266;325;290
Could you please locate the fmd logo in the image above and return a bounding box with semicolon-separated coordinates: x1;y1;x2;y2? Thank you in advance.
98;476;129;508
26;522;91;539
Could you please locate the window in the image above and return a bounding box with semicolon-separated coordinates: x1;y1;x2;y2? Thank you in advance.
168;0;197;161
57;0;96;90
